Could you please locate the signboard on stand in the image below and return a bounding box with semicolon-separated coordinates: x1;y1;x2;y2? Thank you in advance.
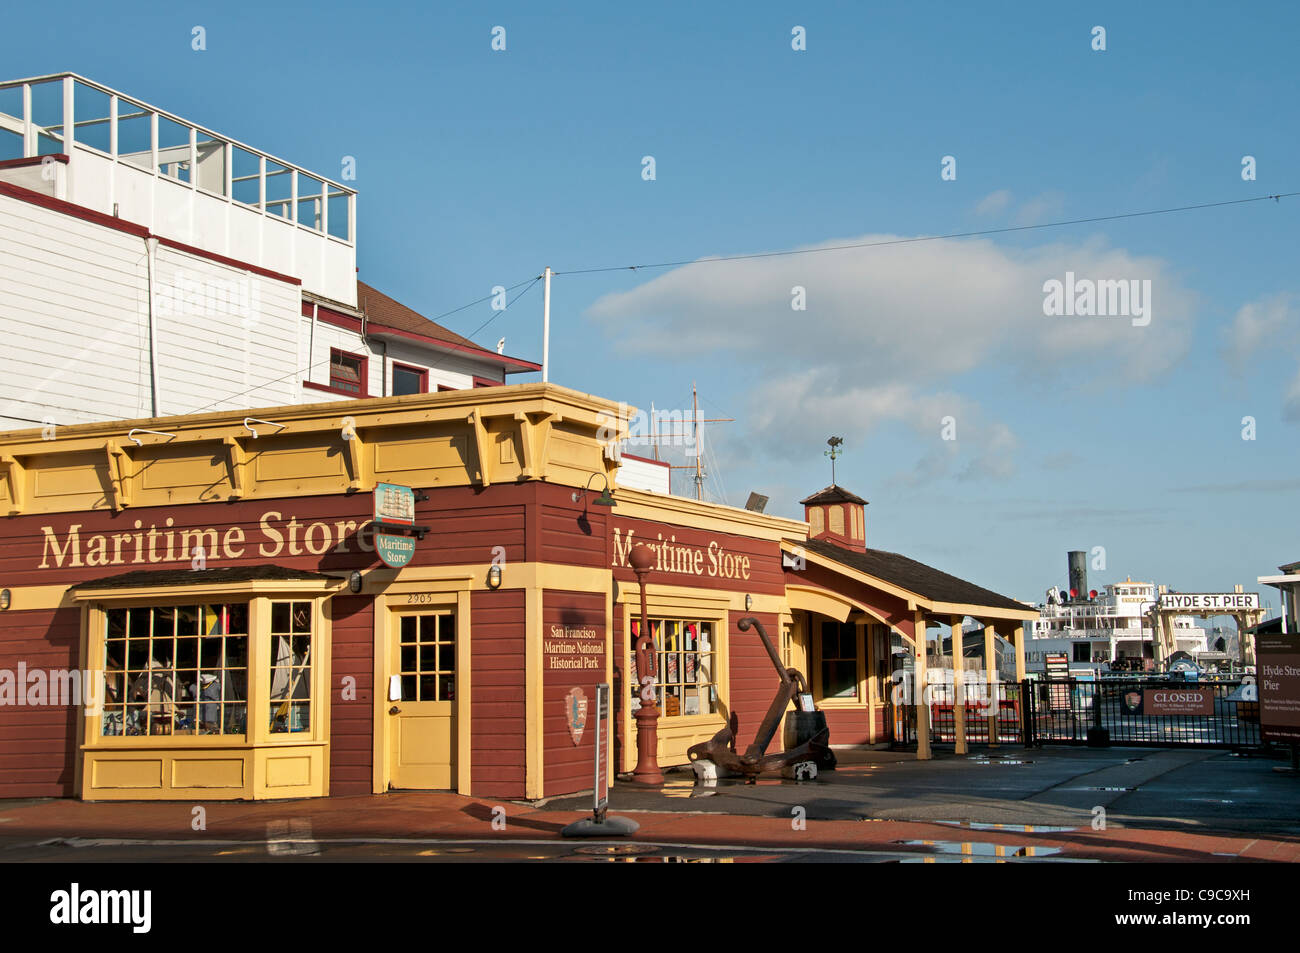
593;683;609;817
1258;630;1300;743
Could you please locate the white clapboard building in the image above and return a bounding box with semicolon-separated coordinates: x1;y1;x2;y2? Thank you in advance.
0;73;539;432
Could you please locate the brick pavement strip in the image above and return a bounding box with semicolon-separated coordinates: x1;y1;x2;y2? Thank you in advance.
0;793;1296;862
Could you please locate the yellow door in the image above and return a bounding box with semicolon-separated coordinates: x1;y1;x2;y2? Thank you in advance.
389;610;457;789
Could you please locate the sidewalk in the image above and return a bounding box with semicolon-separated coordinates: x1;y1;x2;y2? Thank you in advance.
1;789;1297;862
3;746;1298;862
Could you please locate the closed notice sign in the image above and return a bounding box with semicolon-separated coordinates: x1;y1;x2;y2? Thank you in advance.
1143;689;1214;716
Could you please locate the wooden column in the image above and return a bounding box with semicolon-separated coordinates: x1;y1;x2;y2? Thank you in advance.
984;622;999;747
913;609;931;760
951;614;967;755
1013;623;1026;682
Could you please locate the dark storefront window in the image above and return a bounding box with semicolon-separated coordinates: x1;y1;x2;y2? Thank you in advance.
820;620;859;699
102;604;248;737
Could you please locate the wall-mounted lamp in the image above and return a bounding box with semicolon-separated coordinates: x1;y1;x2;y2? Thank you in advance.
487;565;503;589
571;472;616;507
349;571;363;594
744;594;753;611
0;589;9;610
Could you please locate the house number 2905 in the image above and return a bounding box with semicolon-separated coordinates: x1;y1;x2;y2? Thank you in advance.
406;593;435;604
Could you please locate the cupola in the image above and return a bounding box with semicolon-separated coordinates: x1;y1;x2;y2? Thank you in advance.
799;484;868;552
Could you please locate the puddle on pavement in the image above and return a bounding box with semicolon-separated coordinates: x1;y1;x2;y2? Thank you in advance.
899;839;1062;859
934;820;1079;833
660;775;824;799
573;843;661;856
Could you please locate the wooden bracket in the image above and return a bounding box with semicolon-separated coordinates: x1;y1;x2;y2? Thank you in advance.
468;409;491;487
223;436;247;499
342;428;364;492
104;441;131;511
513;410;555;480
0;455;24;515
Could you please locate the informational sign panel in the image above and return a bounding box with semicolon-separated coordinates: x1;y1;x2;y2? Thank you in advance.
375;532;415;569
373;482;416;527
1045;652;1071;711
1159;593;1260;612
593;683;610;816
1258;630;1300;743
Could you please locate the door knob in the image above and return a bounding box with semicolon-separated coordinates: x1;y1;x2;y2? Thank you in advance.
389;705;401;715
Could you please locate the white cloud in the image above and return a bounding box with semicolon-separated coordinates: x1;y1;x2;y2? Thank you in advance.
588;232;1198;486
1222;292;1296;372
1016;191;1065;225
975;189;1012;216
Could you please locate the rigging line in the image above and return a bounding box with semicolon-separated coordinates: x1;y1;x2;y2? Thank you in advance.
551;191;1300;276
418;276;543;378
187;276;539;414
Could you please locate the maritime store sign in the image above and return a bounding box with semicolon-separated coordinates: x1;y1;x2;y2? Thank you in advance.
1160;593;1260;612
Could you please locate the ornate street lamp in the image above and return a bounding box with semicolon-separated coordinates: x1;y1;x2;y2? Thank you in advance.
628;543;663;784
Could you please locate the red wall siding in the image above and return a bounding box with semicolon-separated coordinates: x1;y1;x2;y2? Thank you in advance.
470;588;526;798
541;590;607;798
0;607;80;798
328;595;373;795
822;707;873;746
726;610;786;754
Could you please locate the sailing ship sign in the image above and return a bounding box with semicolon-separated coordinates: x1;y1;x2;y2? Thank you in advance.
372;482;423;569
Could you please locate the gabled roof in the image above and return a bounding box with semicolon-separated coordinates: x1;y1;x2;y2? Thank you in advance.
800;537;1028;613
355;280;542;373
799;484;868;506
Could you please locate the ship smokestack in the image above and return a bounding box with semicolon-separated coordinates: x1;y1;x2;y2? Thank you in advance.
1067;550;1089;602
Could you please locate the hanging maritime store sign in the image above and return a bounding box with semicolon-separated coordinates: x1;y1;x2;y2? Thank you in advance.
372;482;427;570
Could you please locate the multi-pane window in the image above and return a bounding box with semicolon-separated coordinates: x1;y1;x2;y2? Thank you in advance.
398;613;456;701
102;604;248;737
329;349;365;395
269;601;313;733
630;618;718;718
820;620;859;699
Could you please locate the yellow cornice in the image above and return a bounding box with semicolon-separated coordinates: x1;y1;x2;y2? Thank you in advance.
0;383;632;456
612;487;808;541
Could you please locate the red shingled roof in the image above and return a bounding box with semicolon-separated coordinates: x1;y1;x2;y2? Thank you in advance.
355;280;541;372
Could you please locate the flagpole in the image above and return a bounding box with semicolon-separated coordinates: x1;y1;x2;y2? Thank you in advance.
542;266;552;383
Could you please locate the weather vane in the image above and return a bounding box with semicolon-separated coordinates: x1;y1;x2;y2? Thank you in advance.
825;436;843;485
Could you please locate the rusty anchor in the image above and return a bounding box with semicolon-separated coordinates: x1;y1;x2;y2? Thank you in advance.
686;616;835;782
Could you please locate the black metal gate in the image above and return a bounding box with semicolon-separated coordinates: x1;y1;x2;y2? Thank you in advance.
893;676;1261;750
1023;677;1260;749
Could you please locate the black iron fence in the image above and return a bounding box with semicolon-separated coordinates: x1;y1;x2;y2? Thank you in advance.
892;676;1261;750
1023;677;1260;749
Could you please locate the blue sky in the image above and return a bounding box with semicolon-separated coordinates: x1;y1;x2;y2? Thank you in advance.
5;1;1297;609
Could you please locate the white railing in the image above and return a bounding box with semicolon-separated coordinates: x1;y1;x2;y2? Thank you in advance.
0;73;355;245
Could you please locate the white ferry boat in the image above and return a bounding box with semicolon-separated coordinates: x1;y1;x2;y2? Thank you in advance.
1026;552;1206;673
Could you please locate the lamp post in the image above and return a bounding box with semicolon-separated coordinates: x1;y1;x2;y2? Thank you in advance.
628;544;663;785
